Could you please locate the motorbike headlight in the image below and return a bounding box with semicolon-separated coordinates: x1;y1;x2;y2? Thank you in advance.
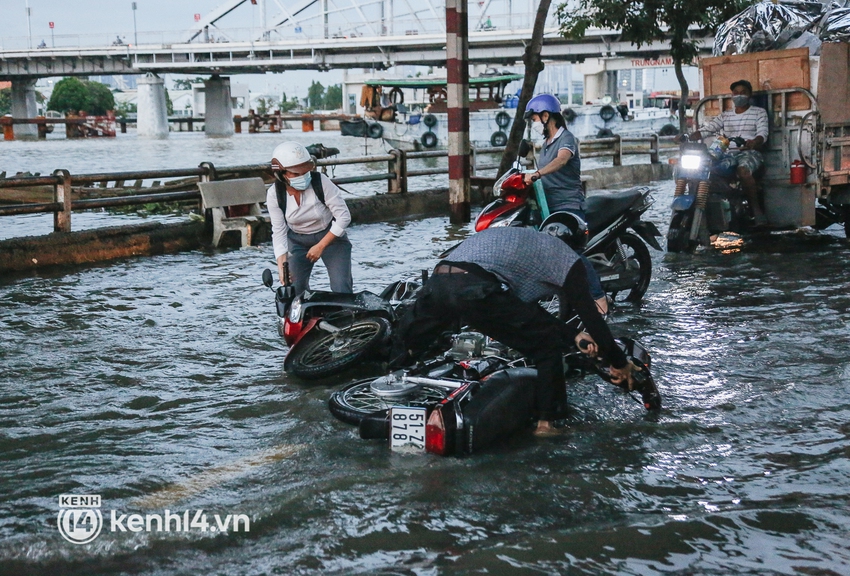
489;210;521;228
680;154;702;170
288;296;302;322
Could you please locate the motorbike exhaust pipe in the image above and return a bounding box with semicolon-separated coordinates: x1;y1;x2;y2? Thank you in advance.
689;181;711;243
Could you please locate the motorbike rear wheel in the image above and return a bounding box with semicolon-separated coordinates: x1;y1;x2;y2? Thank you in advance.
287;317;390;380
328;379;450;425
605;233;652;303
666;211;695;253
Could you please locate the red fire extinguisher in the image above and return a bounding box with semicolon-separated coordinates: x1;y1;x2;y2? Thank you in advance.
790;159;807;184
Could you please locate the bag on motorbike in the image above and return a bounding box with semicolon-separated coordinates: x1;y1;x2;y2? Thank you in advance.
456;367;537;454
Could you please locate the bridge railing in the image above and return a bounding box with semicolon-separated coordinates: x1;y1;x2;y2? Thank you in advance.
0;136;677;235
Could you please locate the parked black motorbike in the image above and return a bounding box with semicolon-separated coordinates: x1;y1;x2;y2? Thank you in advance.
262;267;421;379
667;134;758;253
328;332;660;456
474;142;662;302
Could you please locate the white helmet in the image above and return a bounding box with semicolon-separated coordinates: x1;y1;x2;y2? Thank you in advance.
271;141;313;168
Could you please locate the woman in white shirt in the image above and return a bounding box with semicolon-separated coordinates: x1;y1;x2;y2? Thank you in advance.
267;141;353;294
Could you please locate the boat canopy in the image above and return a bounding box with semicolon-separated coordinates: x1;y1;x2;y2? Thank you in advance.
364;74;523;89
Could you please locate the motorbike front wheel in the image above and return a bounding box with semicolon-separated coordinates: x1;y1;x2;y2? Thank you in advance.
604;233;653;303
286;317;391;380
328;379;451;425
666;211;695;254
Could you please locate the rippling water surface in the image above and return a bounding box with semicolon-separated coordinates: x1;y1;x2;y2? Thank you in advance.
2;135;850;575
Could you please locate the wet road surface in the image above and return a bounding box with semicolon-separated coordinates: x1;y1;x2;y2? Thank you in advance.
1;140;850;574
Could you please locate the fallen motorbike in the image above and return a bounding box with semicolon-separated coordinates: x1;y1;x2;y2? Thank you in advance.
667;134;759;253
474;142;662;302
262;266;421;379
328;331;660;456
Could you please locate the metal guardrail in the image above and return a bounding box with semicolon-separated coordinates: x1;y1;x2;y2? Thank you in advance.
0;136;678;234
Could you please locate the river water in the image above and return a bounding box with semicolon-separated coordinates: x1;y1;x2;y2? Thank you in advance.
1;132;850;575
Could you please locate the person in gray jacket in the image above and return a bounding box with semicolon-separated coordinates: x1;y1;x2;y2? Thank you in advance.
391;226;661;437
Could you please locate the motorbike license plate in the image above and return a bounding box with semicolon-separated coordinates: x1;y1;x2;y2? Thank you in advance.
389;406;427;452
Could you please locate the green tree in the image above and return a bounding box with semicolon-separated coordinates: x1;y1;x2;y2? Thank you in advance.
47;77;115;115
47;77;89;114
0;88;11;115
164;88;173;115
323;84;342;110
256;96;279;115
172;77;206;90
279;92;298;113
498;0;552;175
114;100;137;118
558;0;751;133
307;81;325;109
85;81;115;115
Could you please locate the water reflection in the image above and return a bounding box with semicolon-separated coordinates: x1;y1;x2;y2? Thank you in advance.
1;178;850;574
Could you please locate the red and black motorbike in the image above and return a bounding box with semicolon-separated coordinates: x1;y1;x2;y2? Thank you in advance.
474;143;662;302
262;267;421;380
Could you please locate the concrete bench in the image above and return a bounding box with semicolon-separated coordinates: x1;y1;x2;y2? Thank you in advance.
197;177;267;247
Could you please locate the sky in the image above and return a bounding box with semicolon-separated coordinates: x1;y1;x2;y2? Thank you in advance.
0;0;345;97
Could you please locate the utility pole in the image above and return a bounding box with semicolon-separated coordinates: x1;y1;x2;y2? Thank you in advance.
26;1;33;49
132;2;138;46
446;0;470;223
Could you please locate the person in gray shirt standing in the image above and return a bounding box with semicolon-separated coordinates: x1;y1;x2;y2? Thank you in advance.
390;227;661;437
522;93;584;217
521;93;607;315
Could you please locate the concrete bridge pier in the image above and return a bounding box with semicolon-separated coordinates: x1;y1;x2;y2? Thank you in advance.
11;80;38;140
137;74;169;138
204;76;234;137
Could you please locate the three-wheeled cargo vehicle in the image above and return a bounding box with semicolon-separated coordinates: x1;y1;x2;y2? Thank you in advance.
668;44;850;250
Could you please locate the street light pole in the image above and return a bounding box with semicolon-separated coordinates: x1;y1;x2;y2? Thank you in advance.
26;1;33;49
132;2;138;46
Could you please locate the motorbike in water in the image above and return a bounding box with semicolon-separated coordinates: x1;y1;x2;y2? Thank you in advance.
667;134;763;253
474;141;662;302
262;266;421;380
328;331;660;456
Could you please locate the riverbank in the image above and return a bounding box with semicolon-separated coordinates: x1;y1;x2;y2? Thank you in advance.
0;162;673;274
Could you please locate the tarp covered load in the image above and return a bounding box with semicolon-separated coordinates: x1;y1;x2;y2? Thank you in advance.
713;0;850;56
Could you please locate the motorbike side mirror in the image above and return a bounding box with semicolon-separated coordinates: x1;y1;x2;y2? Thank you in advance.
517;139;531;158
262;268;274;288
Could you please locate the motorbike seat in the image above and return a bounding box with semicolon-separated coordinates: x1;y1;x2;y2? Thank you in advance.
585;189;642;233
301;289;392;313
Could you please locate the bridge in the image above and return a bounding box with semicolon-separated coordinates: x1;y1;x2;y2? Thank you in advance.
0;0;711;138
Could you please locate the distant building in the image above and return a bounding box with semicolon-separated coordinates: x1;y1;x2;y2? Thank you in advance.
87;75;138;91
169;90;194;117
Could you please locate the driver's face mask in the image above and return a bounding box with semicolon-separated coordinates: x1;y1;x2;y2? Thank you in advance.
531;121;545;135
732;94;750;108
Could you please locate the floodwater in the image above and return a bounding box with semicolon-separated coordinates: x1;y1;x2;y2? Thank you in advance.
1;133;850;575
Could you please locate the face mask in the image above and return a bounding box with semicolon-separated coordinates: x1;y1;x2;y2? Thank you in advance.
287;172;312;191
732;95;750;108
531;121;545;135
